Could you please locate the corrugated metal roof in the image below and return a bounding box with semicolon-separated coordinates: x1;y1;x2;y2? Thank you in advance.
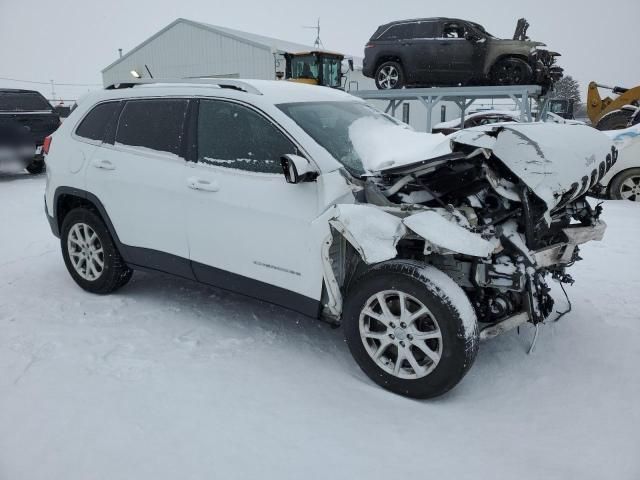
197;22;317;54
102;18;318;73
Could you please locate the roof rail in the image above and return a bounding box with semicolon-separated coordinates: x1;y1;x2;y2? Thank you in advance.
104;78;262;95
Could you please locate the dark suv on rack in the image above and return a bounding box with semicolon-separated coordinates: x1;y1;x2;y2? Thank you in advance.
362;17;562;92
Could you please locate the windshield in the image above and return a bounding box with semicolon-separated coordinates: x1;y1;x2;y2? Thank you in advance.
277;101;402;175
290;55;318;80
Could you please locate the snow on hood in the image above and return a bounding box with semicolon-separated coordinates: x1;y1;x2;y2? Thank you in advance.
452;123;615;212
349;117;452;173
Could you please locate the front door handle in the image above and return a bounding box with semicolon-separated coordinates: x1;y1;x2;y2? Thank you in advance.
187;176;219;192
92;159;116;170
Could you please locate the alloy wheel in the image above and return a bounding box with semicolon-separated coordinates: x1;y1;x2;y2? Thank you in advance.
67;223;105;281
619;175;640;201
359;290;443;379
377;66;399;89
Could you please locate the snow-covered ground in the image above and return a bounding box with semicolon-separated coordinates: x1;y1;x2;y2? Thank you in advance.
1;173;639;480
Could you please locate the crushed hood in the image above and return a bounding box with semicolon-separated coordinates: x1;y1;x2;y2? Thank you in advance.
451;123;616;212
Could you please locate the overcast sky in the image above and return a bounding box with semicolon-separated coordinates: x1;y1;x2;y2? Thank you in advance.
1;0;638;102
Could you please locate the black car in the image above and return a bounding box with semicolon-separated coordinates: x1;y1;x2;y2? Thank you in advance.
0;89;60;173
362;18;562;92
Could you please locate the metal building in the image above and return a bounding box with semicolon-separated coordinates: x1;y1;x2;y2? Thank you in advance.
101;18;316;86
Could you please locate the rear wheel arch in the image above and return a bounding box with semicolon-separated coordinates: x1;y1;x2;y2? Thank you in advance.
375;54;403;71
54;188;122;247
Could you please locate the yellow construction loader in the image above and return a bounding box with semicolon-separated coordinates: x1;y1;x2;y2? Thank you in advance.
284;51;353;89
587;81;640;130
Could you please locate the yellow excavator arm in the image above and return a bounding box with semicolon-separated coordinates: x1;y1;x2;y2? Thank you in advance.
587;81;640;125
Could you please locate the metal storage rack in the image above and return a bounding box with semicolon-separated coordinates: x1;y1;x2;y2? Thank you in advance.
352;85;544;132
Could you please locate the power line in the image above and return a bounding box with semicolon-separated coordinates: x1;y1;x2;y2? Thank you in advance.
0;76;102;87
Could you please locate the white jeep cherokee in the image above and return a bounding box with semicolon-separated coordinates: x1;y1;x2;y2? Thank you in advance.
44;79;615;398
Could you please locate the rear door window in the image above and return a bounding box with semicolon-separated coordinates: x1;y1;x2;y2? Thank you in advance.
413;21;438;39
75;102;120;142
0;91;52;111
379;23;416;40
115;99;189;156
197;99;296;174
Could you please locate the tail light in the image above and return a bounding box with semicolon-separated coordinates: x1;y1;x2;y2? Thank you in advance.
43;135;52;155
365;42;375;49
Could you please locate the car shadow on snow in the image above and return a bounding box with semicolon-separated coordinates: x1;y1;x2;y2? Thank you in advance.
107;269;540;402
116;269;352;358
0;171;43;183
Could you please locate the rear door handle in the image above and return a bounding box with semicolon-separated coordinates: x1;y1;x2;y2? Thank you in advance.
187;176;219;192
92;159;116;170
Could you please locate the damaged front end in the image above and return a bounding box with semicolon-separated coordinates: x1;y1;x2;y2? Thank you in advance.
325;123;616;339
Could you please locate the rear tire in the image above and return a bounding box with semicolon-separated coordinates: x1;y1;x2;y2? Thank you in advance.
60;208;133;294
490;57;532;86
595;109;634;130
342;261;479;399
375;61;405;90
609;168;640;201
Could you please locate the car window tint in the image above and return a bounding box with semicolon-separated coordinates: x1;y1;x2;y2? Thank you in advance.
197;100;296;174
75;102;120;141
379;23;416;40
0;92;51;111
413;21;438;39
115;99;188;156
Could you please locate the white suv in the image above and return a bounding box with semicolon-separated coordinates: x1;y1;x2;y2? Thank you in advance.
45;79;615;398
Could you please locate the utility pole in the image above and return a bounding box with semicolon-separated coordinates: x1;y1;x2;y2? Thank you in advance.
303;18;323;49
50;80;56;101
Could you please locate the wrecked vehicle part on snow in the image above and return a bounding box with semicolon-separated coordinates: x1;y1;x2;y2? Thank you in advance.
325;122;616;337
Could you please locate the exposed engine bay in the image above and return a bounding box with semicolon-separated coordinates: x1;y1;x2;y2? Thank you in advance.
327;123;616;338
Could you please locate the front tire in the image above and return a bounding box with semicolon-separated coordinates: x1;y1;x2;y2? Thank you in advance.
609;168;640;201
490;57;532;86
342;261;479;399
375;61;405;90
60;208;133;293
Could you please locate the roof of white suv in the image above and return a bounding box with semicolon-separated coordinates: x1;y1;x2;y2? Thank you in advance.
82;79;359;107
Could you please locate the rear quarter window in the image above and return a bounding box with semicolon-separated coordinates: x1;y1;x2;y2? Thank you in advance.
378;23;417;40
0;92;52;111
75;101;120;141
115;99;189;156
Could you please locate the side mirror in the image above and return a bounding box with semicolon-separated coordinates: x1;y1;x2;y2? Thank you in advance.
280;154;318;184
348;59;354;71
465;33;479;42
